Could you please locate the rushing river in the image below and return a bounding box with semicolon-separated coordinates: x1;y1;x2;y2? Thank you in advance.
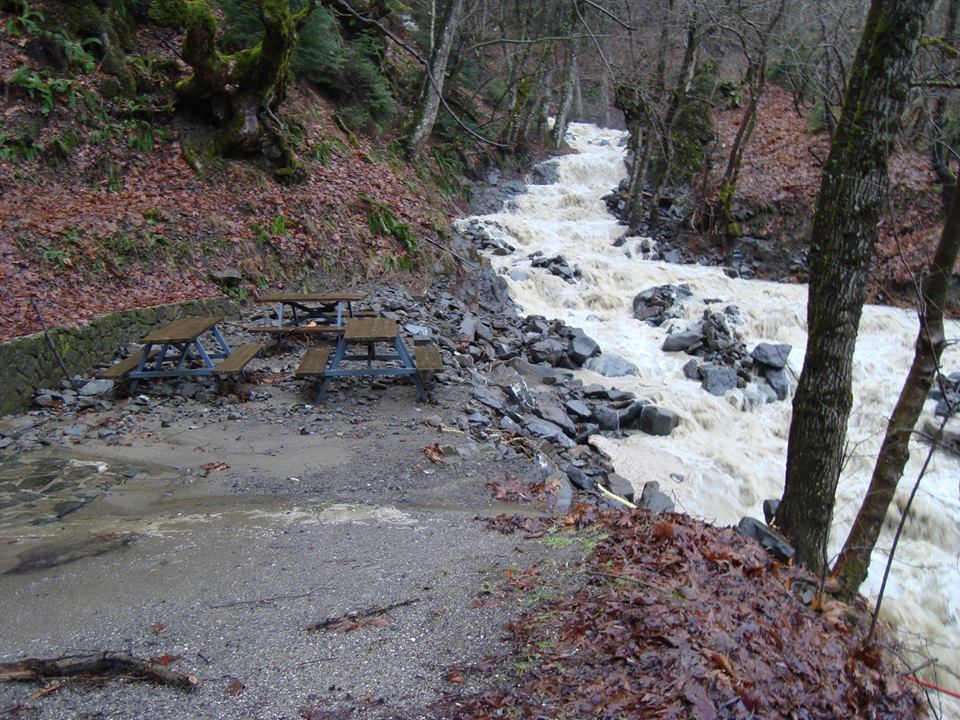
461;123;960;706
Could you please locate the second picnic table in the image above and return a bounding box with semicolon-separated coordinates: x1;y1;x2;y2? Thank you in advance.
255;291;367;330
295;317;441;402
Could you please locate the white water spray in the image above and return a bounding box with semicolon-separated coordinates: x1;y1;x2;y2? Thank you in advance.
462;122;960;709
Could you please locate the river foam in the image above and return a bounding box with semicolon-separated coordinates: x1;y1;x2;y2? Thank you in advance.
462;122;960;712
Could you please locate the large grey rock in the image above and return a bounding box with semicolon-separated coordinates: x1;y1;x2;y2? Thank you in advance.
639;481;675;513
592;405;620;431
475;322;494;343
564;464;593;491
682;359;700;381
735;517;795;563
535;403;577;437
564;399;591;419
528;338;565;366
661;329;704;353
762;498;780;525
639;405;679;436
459;316;478;340
521;415;576;448
764;367;790;400
584;353;638;378
606;472;635;503
473;384;507;412
530;159;560;184
79;379;115;397
567;335;600;365
700;365;738;396
751;343;792;369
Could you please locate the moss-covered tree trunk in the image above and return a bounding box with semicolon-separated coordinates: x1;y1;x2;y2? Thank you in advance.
832;179;960;599
406;0;463;159
151;0;316;176
776;0;935;573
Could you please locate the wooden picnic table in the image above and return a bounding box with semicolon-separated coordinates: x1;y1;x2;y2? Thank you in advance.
98;316;263;391
253;291;367;331
294;317;441;402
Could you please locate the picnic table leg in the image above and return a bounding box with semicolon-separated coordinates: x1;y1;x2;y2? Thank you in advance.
317;337;346;402
394;336;428;402
212;326;232;357
128;343;154;394
275;302;285;329
192;338;214;369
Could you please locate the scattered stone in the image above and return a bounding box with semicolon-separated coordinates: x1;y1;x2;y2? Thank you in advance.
735;516;795;563
592;405;620;432
567;335;600;365
764;367;790;401
528;338;565;366
639;481;675;513
700;365;738;396
584;353;638;378
605;472;635;503
662;328;704;353
564;464;593;491
564;399;591;419
639;405;680;436
682;359;700;381
78;379;115;397
762;499;780;525
751;343;792;369
521;415;576;448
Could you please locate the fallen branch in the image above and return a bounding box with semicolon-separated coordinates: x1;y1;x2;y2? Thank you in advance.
598;484;637;510
210;591;319;609
0;652;199;690
30;295;80;392
306;598;419;632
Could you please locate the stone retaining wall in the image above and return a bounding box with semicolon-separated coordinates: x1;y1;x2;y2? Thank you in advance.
0;297;239;416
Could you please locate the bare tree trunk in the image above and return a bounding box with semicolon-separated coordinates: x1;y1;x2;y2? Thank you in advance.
776;0;936;573
932;0;959;208
407;0;464;159
551;28;580;148
833;185;960;598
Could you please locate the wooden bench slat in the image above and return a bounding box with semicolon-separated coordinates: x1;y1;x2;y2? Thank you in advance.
295;347;332;377
98;354;143;379
344;318;397;342
214;343;264;375
414;345;443;372
249;326;344;335
143;316;222;343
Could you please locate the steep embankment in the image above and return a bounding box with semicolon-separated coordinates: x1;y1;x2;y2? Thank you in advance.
0;11;463;343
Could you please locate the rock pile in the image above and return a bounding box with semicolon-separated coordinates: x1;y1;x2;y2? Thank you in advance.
930;371;960;417
660;309;792;401
632;284;691;326
529;253;581;283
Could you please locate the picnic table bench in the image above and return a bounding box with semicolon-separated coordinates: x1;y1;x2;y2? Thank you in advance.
98;316;263;391
295;317;442;402
251;291;368;331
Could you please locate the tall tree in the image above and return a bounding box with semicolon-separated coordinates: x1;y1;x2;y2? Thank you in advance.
832;179;960;598
776;0;935;572
151;0;318;176
407;0;464;159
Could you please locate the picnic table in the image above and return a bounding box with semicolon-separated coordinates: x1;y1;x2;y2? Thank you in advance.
98;316;263;391
294;317;442;402
252;292;367;333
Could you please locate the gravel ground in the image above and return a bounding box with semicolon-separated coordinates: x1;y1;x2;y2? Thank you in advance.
0;336;575;719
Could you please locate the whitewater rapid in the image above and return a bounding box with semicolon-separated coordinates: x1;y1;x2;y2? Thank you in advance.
461;123;960;710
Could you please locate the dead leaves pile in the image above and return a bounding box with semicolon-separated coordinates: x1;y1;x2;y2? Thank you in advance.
444;509;924;719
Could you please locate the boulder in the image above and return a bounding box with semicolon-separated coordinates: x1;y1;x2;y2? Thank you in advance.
751;343;792;369
592;405;620;431
584;353;638;377
764;367;790;400
567;334;600;365
662;328;704;353
564;399;591;419
682;359;700;381
639;481;675;513
564;464;594;491
606;472;635;503
528;338;565;366
535;403;577;437
735;517;795;563
762;498;780;525
700;365;738;396
78;379;115;397
521;415;576;448
639;405;679;436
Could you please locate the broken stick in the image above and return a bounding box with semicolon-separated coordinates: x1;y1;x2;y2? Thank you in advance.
0;652;199;690
306;598;419;632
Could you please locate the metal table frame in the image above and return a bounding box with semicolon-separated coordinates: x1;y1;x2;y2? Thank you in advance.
257;293;366;328
317;318;427;402
127;317;232;392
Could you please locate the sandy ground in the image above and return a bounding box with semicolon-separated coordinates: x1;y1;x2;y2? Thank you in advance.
0;348;574;719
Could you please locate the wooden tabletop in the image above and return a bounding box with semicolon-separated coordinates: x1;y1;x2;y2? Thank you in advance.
344;317;397;342
143;316;222;343
257;292;367;303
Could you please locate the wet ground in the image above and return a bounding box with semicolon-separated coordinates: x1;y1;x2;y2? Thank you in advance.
0;345;572;719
